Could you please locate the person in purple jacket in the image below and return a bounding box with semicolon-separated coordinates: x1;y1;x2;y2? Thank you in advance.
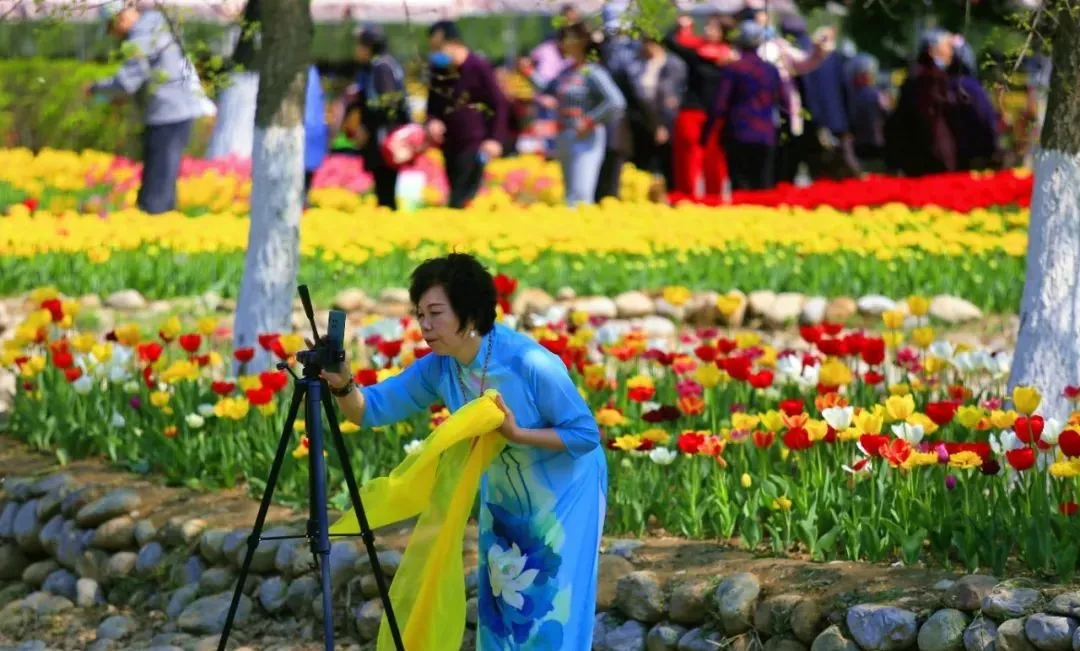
947;39;1002;171
701;20;785;190
425;20;511;209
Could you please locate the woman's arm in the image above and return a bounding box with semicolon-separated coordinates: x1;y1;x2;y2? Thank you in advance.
516;348;600;457
330;353;441;427
583;66;627;127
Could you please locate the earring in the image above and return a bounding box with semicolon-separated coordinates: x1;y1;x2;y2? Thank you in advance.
471;329;478;338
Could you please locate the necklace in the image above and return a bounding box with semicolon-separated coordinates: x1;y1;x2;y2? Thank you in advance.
456;329;495;400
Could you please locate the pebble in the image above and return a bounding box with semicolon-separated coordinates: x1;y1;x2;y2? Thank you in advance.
846;604;919;651
714;572;762;635
918;608;970;651
97;614;137;640
1025;614;1078;651
76;490;141;528
615;570;666;624
983;586;1042;620
963;618;997;651
177;591;252;635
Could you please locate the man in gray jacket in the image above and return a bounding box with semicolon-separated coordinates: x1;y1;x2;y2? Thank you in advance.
90;1;214;214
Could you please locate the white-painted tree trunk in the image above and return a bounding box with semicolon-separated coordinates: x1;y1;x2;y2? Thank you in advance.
206;71;260;160
232;124;306;373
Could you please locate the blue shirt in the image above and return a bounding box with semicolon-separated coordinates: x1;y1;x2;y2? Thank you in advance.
304;65;327;173
703;50;784;147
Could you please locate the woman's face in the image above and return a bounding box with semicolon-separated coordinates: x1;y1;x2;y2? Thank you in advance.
560;34;586;59
354;43;372;63
415;285;471;355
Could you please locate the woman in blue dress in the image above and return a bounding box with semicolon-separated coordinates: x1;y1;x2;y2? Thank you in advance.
322;253;607;650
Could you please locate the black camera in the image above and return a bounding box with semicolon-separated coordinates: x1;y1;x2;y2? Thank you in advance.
294;285;347;373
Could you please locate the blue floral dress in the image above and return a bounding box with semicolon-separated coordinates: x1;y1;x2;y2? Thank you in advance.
359;323;608;649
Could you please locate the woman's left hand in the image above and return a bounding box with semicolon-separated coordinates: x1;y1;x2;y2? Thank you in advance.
494;394;520;442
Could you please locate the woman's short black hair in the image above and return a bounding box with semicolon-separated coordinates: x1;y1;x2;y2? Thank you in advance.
409;253;497;335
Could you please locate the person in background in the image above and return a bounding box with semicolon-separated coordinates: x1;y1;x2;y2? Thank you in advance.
337;25;410;210
594;0;636;203
884;29;957;176
89;0;215;215
701;20;784;191
947;39;1001;171
663;13;736;199
847;54;889;174
629;36;687;193
526;5;577;156
425;20;510;209
540;22;626;206
799;37;860;180
303;65;327;207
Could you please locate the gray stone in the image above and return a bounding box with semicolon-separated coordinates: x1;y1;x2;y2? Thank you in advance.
595;611;619;647
801;296;828;325
198;567;237;596
793;599;825;643
75;548;110;583
4;478;34;501
756;594;805;638
857;295;897;316
0;582;30;607
136;541;166;579
919;609;971;651
604;619;649;651
929;295;983;324
150;633;195;647
669;578;712;626
0;501;17;538
846;605;919;651
199;529;229;565
608;539;645;560
133;520;158;547
1025;615;1077;651
767;638;810;651
257;576;288;614
20;590;75;614
160;517;207;548
330;541;360;589
1048;594;1080;618
37;515;64;556
466;596;478;626
273;537;311;579
997;618;1034;651
983;587;1042;620
598;554;635;612
647;623;688;651
171;555;205;586
177;591;252;635
1072;627;1080;651
89;515;136;551
714;572;761;635
286;575;320;614
945;577;1001;612
764;293;806;327
0;541;28;580
87;641;117;651
22;560;59;586
166;584;200;619
104;289;147;310
13;500;44;553
42;568;78;600
75;489;141;528
34;492;62;522
964;618;998;651
676;627;724;651
60;486;96;518
106;551;137;580
76;577;105;607
55;526;90;570
30;473;73;498
14;641;46;651
231;527;288;573
615;291;655;318
814;625;863;651
616;571;667;624
355;598;383;641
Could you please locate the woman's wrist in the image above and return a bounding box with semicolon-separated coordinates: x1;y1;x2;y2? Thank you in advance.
330;378;356;397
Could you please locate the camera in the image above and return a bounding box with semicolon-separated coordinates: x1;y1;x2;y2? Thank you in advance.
294;285;347;373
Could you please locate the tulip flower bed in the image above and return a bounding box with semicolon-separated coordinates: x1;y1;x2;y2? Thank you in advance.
0;149;1029;312
5;286;1080;579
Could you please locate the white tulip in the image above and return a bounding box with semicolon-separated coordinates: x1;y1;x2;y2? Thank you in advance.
822;406;854;431
891;422;924;445
648;447;677;465
72;375;93;395
1042;418;1064;446
403;439;423;455
110;412;126;428
197;403;215;417
186;414;205;429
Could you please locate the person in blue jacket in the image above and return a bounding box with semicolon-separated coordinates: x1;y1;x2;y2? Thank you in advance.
304;64;328;206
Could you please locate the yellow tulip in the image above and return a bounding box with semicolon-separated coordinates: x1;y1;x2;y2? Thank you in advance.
885;394;916;421
1012;385;1041;416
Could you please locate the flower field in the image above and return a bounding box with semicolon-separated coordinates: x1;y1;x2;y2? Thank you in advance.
0;148;1030;312
4;283;1080;578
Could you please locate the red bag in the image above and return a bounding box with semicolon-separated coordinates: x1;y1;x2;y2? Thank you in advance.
380;124;430;169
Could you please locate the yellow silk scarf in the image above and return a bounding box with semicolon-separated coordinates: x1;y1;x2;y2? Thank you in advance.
329;389;507;651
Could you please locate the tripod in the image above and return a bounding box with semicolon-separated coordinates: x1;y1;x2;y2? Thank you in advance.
216;360;406;651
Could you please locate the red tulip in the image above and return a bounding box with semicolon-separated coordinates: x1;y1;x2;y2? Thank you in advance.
782;427;812;451
178;333;202;353
925;401;960;426
1059;429;1080;458
1014;415;1044;445
234;347;255;363
1006;447;1036;471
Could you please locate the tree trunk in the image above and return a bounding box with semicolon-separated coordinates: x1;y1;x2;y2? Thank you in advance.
1007;4;1080;423
205;70;259;159
232;0;312;373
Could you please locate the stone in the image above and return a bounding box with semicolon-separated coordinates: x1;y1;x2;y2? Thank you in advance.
682;291;720;327
930;295;983;324
274;538;312;579
669;578;712;626
608;539;645;560
747;290;777;318
654;297;686;322
556;286;576;301
55;526;91;570
42;568;78;600
1073;627;1080;651
286;575;320;614
640;315;677;340
846;605;919;651
38;515;64;556
603;619;649;650
35;492;62;521
615;291;656;318
0;501;18;538
677;627;724;651
166;584;200;619
857;294;897;315
199;529;229;565
135;541;166;578
75;489;141;528
178;591;252;635
919;609;971;651
171;554;206;586
813;625;862;651
75;548;110;583
134;520;158;547
756;594;805;637
767;638;810;651
597;554;635;612
5;477;34;501
717;289;749;327
76;577;104;607
982;587;1042;620
0;582;30;608
963;617;997;651
573;296;618;320
104;289;147;310
20;590;75;615
945;576;1000;612
714;572;761;635
616;570;667;624
106;551;137;580
258;576;288;614
1025;614;1077;651
14;642;47;651
334;288;373;312
233;527;289;573
60;486;97;518
793;599;825;643
1047;594;1080;618
161;517;207;548
801;296;828;325
13;500;44;553
329;541;361;589
92;515;137;551
355;598;383;641
466;596;478;626
511;287;555;316
198;567;237;595
763;293;805;327
97;614;137;640
997;618;1034;651
824;296;858;323
0;541;28;583
647;623;688;651
22;560;59;586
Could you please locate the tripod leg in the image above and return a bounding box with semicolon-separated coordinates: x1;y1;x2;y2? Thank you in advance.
321;388;406;651
216;383;307;651
305;379;336;650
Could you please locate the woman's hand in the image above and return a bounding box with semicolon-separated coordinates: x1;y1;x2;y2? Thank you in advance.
493;393;520;442
305;337;352;390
